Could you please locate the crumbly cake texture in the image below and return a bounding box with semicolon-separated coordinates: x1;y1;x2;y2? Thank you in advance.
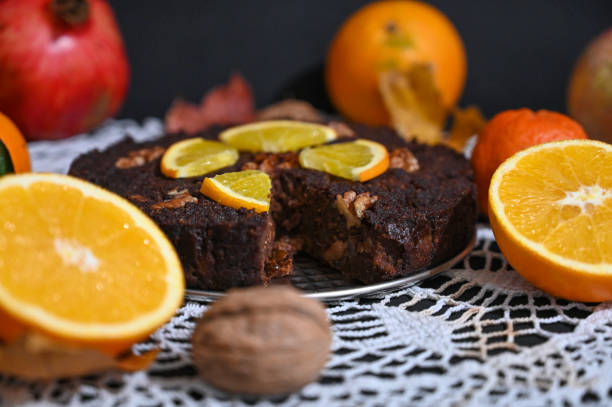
69;123;477;290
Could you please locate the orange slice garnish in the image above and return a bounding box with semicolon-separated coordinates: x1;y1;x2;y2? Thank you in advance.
200;170;271;213
219;120;337;153
161;138;239;178
298;139;389;181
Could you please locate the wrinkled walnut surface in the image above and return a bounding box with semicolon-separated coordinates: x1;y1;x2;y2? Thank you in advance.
389;147;420;172
192;286;331;395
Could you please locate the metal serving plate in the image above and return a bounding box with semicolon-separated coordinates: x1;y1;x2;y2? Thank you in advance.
185;233;476;303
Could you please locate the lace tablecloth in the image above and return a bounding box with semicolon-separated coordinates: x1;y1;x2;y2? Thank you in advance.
2;119;611;407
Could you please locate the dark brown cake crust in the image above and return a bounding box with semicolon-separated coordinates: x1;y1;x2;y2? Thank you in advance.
69;123;477;289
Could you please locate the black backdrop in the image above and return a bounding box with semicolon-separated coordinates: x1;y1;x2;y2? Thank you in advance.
107;0;612;120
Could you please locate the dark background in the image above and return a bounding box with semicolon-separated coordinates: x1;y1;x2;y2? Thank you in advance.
107;0;612;120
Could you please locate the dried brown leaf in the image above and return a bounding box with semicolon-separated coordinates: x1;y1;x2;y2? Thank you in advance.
165;73;255;134
446;106;487;152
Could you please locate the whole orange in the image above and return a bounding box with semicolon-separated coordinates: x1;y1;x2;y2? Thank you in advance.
471;109;587;213
0;112;30;174
567;28;612;143
325;0;466;126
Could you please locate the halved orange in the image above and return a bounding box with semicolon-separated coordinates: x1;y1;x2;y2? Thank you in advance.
298;139;389;181
489;139;612;301
200;170;271;213
161;138;239;178
0;173;184;352
219;120;337;153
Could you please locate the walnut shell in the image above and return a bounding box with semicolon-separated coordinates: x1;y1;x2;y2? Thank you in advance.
191;286;332;394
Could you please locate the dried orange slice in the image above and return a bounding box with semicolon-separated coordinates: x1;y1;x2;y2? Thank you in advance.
0;173;184;350
298;139;389;181
489;139;612;301
161;138;239;178
219;120;337;153
200;170;271;213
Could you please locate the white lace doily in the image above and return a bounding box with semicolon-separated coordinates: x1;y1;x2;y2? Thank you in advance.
2;119;611;407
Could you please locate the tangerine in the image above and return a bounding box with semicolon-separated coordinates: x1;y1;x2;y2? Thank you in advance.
0;112;30;174
471;109;587;213
325;0;466;126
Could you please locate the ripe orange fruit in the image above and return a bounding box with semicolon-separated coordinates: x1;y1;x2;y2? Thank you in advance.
567;28;612;144
0;112;30;174
0;173;184;354
325;0;466;126
471;109;587;213
489;140;612;302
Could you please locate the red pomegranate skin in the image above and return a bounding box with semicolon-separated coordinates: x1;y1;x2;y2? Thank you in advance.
0;0;130;140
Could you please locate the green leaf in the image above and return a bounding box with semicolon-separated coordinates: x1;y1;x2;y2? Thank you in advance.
0;139;14;176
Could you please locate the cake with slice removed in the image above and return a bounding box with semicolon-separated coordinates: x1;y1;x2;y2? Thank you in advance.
69;122;477;290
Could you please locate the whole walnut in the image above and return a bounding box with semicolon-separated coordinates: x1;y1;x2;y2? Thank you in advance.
191;286;332;395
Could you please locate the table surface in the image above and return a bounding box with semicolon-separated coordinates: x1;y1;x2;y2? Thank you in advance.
1;119;611;407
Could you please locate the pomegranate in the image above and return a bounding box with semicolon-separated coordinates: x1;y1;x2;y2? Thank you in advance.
567;28;612;143
0;0;129;140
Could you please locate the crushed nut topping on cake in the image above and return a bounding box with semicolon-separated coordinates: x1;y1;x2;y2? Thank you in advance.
354;192;379;218
328;121;355;139
256;99;324;122
241;162;258;170
128;194;150;203
167;188;189;196
152;191;198;210
389;148;419;172
336;191;378;228
115;146;165;169
241;153;300;174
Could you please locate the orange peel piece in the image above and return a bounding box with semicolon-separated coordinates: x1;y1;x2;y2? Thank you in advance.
379;65;447;144
447;106;487;152
0;331;160;380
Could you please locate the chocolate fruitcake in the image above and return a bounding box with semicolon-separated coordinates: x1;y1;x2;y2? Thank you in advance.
69;122;477;290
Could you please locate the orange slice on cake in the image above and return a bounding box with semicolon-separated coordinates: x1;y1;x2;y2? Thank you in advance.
200;170;272;213
161;138;239;178
219;120;337;153
298;139;389;181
